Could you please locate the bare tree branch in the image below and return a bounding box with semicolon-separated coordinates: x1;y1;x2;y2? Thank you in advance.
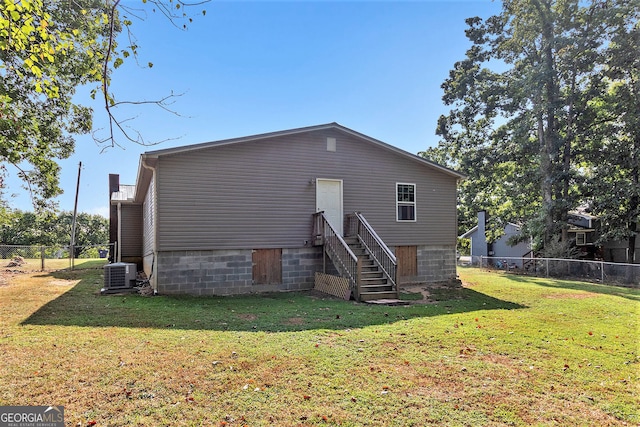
97;0;209;150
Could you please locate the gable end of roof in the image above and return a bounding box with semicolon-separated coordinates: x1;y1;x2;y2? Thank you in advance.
141;122;465;180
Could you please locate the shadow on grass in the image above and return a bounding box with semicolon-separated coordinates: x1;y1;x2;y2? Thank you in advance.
501;271;640;302
64;259;109;270
22;270;525;332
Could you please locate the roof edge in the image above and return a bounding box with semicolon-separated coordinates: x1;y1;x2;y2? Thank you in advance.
141;122;465;180
143;122;340;158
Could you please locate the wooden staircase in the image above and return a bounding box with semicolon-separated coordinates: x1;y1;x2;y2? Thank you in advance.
344;237;398;301
313;211;398;302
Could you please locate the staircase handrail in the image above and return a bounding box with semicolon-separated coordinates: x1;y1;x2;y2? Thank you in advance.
352;213;397;263
312;212;358;289
346;212;397;289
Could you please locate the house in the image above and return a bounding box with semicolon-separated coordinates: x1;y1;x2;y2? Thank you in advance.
460;211;531;267
109;123;464;300
461;209;637;264
567;210;600;259
567;210;640;263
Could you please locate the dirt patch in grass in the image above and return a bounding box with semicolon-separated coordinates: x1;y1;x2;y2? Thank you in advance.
236;313;258;321
0;272;8;287
284;317;306;325
0;270;24;287
545;292;597;299
400;281;466;304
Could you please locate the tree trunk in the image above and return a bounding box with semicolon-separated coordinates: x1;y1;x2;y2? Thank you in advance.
625;158;638;283
538;112;554;245
541;9;561;247
625;229;636;284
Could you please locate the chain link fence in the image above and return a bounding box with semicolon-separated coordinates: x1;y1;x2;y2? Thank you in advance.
461;255;639;288
0;244;114;271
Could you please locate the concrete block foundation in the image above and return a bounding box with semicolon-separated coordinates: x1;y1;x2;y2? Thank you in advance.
154;244;456;295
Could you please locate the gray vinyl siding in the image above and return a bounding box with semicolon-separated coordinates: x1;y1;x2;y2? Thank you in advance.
155;128;458;251
120;204;142;258
142;176;155;257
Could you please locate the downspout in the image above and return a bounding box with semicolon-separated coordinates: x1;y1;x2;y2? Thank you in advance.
141;157;158;291
117;202;122;262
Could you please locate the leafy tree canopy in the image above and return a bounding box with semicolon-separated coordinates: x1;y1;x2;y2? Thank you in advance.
0;209;108;256
424;0;639;261
0;0;207;210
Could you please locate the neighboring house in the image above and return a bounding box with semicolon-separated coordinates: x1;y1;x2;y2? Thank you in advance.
109;123;464;300
460;211;531;267
567;210;640;263
567;210;600;259
461;209;638;264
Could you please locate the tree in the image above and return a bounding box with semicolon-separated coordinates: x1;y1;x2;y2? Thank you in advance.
0;0;207;210
427;0;629;252
1;0;105;209
53;211;109;257
584;12;640;263
0;209;108;256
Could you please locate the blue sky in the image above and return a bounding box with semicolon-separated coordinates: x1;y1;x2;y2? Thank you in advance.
8;0;501;217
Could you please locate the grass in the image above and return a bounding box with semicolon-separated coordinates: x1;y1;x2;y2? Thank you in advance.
0;267;637;426
1;257;108;272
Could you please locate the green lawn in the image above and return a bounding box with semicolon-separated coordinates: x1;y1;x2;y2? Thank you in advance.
0;267;637;426
1;257;108;272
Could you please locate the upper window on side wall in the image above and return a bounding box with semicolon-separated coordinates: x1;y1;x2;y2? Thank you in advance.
396;183;416;221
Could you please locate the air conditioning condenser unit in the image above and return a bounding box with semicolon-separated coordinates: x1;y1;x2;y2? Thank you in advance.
101;262;137;294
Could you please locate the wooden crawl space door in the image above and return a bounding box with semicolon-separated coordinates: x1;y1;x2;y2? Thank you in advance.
252;249;282;285
396;246;417;278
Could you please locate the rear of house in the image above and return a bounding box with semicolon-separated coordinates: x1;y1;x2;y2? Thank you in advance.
109;123;463;297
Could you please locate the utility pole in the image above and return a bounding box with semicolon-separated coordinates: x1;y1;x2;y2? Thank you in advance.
70;161;82;270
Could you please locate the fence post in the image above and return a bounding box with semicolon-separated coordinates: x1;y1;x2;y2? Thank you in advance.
40;246;45;271
545;259;549;277
600;261;604;283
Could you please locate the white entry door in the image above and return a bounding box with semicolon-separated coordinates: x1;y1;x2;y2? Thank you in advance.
316;179;343;236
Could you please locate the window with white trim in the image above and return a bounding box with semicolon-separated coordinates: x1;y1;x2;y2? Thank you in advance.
396;183;416;221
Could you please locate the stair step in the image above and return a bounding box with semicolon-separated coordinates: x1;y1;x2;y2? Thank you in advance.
365;298;409;306
326;233;398;302
360;278;387;285
359;291;399;301
360;274;384;281
361;285;389;291
360;269;382;275
360;286;393;294
360;273;385;279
